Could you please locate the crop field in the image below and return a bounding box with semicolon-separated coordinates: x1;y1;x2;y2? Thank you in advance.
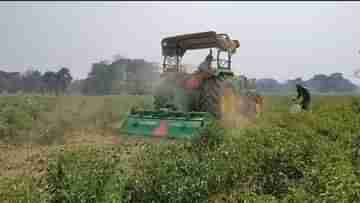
0;94;360;202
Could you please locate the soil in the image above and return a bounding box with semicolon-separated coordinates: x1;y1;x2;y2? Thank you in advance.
0;130;157;179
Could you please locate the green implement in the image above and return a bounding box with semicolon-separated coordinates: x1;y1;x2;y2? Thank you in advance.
119;109;212;139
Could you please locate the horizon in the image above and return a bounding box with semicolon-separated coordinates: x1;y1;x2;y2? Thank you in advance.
1;2;360;85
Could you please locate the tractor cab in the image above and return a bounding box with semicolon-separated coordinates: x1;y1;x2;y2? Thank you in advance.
161;31;240;76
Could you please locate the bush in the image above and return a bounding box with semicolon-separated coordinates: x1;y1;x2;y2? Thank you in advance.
351;98;360;113
0;177;43;203
0;96;51;139
190;120;225;153
2;95;360;202
121;97;360;202
46;147;125;203
123;144;209;203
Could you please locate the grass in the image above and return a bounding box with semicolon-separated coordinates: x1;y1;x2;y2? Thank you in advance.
0;94;360;202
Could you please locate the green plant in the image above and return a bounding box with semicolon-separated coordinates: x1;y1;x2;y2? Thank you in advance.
351;98;360;113
191;120;225;153
2;95;360;203
0;96;52;140
46;147;123;203
123;144;209;203
0;177;44;203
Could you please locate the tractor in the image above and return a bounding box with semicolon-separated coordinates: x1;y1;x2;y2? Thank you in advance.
120;31;262;139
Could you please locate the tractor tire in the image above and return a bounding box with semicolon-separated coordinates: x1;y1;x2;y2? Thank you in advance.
198;76;259;120
198;76;234;118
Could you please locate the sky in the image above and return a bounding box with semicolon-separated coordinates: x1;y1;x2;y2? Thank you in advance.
1;1;360;84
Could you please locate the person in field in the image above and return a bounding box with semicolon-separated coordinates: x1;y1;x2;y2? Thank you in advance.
185;49;214;90
198;49;214;74
294;84;311;111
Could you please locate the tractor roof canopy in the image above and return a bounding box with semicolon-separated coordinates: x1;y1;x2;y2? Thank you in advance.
161;31;240;57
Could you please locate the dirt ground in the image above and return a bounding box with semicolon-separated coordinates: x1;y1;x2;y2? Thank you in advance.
0;127;179;179
0;131;126;178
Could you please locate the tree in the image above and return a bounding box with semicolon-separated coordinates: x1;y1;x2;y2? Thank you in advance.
0;71;12;93
0;71;22;94
306;74;329;92
85;62;110;95
82;56;161;95
256;78;281;90
56;67;73;95
22;69;43;93
67;79;85;95
42;71;58;95
306;73;357;93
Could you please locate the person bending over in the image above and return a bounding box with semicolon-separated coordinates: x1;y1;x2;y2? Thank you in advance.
294;84;311;111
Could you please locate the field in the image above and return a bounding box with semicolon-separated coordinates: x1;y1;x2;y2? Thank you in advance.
0;94;360;202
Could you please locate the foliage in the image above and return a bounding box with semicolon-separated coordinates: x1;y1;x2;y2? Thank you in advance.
42;67;73;95
190;120;225;154
123;144;209;203
0;177;44;203
0;96;50;138
352;98;360;113
0;67;73;95
257;72;358;93
1;95;360;203
123;96;360;202
82;58;159;95
46;147;124;203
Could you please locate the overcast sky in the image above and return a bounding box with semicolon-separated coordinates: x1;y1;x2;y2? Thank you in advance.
1;1;360;84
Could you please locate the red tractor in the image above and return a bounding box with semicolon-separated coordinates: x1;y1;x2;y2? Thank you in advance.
154;31;262;120
120;31;263;138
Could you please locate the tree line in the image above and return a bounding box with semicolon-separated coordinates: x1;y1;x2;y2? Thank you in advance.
2;57;358;96
256;72;359;93
0;56;160;96
80;57;160;95
0;68;72;95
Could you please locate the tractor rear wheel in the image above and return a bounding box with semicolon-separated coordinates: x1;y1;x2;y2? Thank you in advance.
198;76;259;120
198;76;236;118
